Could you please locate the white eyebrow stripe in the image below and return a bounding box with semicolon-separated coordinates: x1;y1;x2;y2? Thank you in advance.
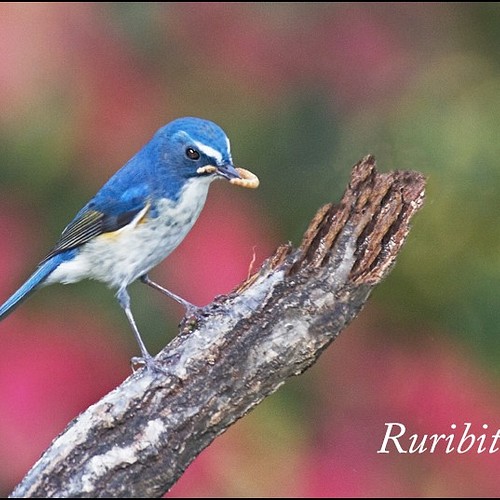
192;140;224;164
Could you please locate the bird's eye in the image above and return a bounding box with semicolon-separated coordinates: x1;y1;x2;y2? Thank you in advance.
185;148;200;160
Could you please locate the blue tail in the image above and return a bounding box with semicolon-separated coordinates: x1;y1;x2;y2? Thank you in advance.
0;254;66;320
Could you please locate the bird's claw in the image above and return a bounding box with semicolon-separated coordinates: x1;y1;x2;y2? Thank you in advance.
130;355;170;375
184;303;203;318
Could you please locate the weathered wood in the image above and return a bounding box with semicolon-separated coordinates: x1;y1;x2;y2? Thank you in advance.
10;155;426;498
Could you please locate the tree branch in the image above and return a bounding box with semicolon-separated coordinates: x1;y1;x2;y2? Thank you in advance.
10;155;426;498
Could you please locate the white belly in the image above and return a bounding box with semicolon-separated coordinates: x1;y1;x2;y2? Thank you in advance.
46;177;211;289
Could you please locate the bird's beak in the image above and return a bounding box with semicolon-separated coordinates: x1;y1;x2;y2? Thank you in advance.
196;164;259;189
215;162;241;181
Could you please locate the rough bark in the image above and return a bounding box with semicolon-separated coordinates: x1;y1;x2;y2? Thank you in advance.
10;155;426;498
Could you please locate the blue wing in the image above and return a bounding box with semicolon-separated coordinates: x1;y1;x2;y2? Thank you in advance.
0;183;151;320
0;146;160;320
42;180;151;262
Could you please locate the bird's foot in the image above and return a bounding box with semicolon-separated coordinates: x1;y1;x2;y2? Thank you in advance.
184;302;203;318
130;354;170;375
178;303;208;333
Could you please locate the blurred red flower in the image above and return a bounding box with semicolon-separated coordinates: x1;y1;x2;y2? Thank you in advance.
0;4;69;119
301;311;500;497
0;312;129;494
168;3;412;107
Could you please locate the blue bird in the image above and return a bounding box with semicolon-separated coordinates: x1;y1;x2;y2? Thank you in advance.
0;117;252;371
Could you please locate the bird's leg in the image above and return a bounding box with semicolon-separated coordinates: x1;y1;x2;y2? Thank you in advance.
116;287;166;373
140;274;200;316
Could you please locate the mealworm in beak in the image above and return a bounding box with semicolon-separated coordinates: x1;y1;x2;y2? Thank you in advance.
230;167;260;189
196;165;260;189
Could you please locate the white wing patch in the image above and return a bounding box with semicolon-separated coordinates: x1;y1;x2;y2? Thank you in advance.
108;203;150;237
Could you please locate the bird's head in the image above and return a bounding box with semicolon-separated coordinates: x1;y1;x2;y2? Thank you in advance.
154;117;242;184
